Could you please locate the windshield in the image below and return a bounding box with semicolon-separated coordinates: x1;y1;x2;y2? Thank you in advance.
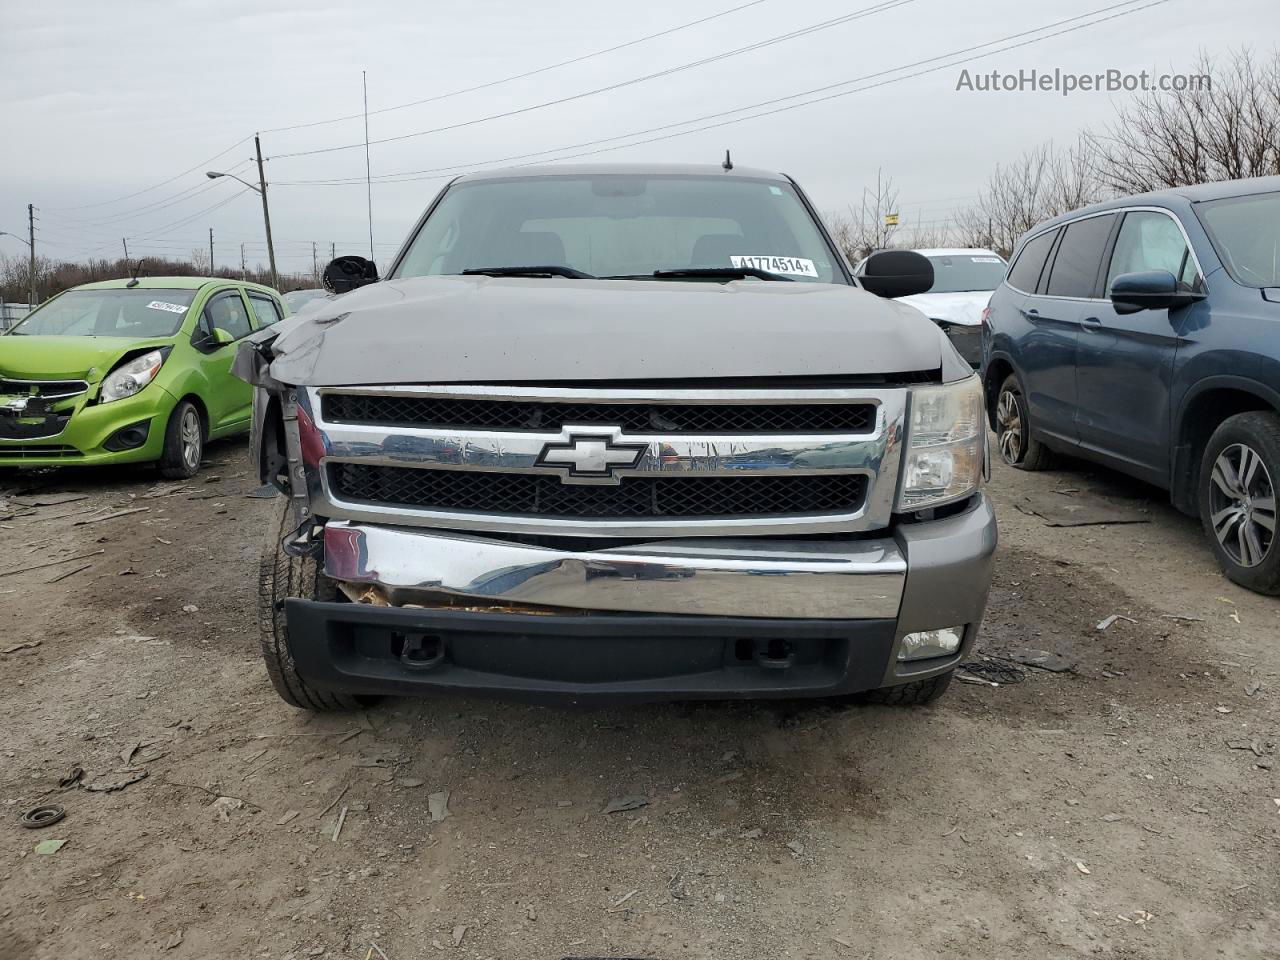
284;289;328;310
10;288;196;338
1196;191;1280;288
924;253;1007;293
393;174;844;283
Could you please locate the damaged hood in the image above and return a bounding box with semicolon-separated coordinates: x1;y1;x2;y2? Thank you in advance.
0;335;167;383
249;275;944;386
896;290;993;327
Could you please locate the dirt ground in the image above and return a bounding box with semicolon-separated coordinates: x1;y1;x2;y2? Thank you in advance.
1;437;1276;960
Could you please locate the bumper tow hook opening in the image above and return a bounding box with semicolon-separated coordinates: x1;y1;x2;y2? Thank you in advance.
395;632;446;671
752;638;796;671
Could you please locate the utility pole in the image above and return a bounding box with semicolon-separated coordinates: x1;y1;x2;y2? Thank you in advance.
240;243;246;281
28;204;36;306
312;242;318;285
208;228;214;276
122;238;129;263
330;242;335;260
254;134;279;290
363;70;374;261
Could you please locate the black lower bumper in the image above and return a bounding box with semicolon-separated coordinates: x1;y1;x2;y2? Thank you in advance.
285;600;899;704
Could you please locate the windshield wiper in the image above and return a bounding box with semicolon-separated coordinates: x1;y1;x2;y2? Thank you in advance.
640;268;793;282
461;265;596;279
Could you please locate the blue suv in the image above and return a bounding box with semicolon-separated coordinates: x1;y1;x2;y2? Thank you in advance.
983;176;1280;595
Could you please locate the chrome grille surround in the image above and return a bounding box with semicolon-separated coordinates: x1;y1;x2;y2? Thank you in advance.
305;384;906;538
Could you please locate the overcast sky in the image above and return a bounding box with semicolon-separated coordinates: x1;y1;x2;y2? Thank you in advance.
1;0;1271;276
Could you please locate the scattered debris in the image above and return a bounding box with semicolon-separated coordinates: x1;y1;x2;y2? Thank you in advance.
73;507;149;526
0;548;106;579
316;785;349;819
47;562;93;584
394;777;425;788
1118;910;1154;926
332;805;349;841
35;838;68;855
212;796;244;821
245;483;281;499
740;828;764;840
276;809;300;825
603;794;648;814
831;936;853;948
1096;614;1138;631
1000;647;1076;673
1075;861;1091;875
165;930;184;950
2;640;41;655
181;604;199;614
1245;681;1263;697
428;791;452;822
20;805;66;829
958;660;1023;685
1016;496;1150;527
1190;803;1211;815
121;741;142;765
1214;706;1234;714
610;888;639;909
84;769;148;793
1161;614;1204;622
451;924;468;947
1101;813;1123;823
1227;738;1265;757
786;840;805;856
58;767;84;789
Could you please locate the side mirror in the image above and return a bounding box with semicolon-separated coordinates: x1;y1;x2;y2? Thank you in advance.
323;255;380;294
212;327;235;346
857;250;934;298
1109;270;1205;315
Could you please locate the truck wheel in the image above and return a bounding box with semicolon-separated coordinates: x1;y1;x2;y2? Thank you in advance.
258;497;376;710
864;670;954;706
995;374;1053;471
158;400;204;479
1198;411;1280;595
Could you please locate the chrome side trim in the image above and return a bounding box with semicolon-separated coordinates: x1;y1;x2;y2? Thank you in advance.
323;521;906;619
303;386;906;537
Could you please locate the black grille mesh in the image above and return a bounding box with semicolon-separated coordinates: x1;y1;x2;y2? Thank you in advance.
331;463;866;519
323;394;873;434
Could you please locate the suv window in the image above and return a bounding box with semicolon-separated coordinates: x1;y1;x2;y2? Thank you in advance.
202;290;253;340
1046;214;1116;298
1006;229;1057;292
247;293;283;327
1107;210;1200;290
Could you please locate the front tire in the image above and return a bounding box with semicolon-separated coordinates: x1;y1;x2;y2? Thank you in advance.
258;497;377;710
159;400;204;479
995;374;1054;471
864;670;954;706
1199;411;1280;595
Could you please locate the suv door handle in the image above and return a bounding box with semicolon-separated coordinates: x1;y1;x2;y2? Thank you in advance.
1081;315;1102;331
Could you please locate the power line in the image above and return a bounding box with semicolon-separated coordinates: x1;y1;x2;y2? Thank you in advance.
259;0;771;134
45;136;253;211
271;0;916;160
51;160;254;227
276;0;1162;188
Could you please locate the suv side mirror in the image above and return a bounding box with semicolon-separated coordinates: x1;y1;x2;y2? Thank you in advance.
323;255;380;294
1109;270;1206;315
857;250;934;299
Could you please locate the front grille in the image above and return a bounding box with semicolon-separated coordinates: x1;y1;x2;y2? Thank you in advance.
0;379;88;400
331;463;867;519
0;444;80;459
322;394;874;434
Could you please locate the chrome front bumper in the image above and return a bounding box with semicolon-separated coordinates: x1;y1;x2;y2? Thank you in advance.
322;494;996;624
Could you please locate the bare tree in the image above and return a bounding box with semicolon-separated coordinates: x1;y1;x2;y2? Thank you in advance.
825;169;903;263
1090;49;1280;193
189;247;211;274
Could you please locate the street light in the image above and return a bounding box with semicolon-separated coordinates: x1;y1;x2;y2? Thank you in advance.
207;134;278;290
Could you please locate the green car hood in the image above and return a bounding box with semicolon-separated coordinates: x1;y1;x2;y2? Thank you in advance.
0;336;173;383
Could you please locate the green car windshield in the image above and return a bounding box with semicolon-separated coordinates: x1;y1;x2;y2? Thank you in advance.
11;289;196;338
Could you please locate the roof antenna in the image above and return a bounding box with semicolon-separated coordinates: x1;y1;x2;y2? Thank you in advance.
722;150;733;171
126;258;147;287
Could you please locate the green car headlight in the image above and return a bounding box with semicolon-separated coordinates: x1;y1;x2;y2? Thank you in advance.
100;349;167;404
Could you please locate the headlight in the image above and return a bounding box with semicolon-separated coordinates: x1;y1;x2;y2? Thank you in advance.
100;349;166;403
896;375;985;510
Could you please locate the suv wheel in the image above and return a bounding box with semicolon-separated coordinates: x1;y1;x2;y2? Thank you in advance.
995;374;1054;470
258;496;379;710
1199;411;1280;595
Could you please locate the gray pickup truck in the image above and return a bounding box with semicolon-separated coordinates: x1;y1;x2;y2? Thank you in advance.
237;163;996;710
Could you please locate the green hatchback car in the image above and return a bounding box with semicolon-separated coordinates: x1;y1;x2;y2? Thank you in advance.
0;277;287;478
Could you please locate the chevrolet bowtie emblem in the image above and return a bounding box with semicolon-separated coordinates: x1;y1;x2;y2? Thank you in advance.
535;429;647;483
